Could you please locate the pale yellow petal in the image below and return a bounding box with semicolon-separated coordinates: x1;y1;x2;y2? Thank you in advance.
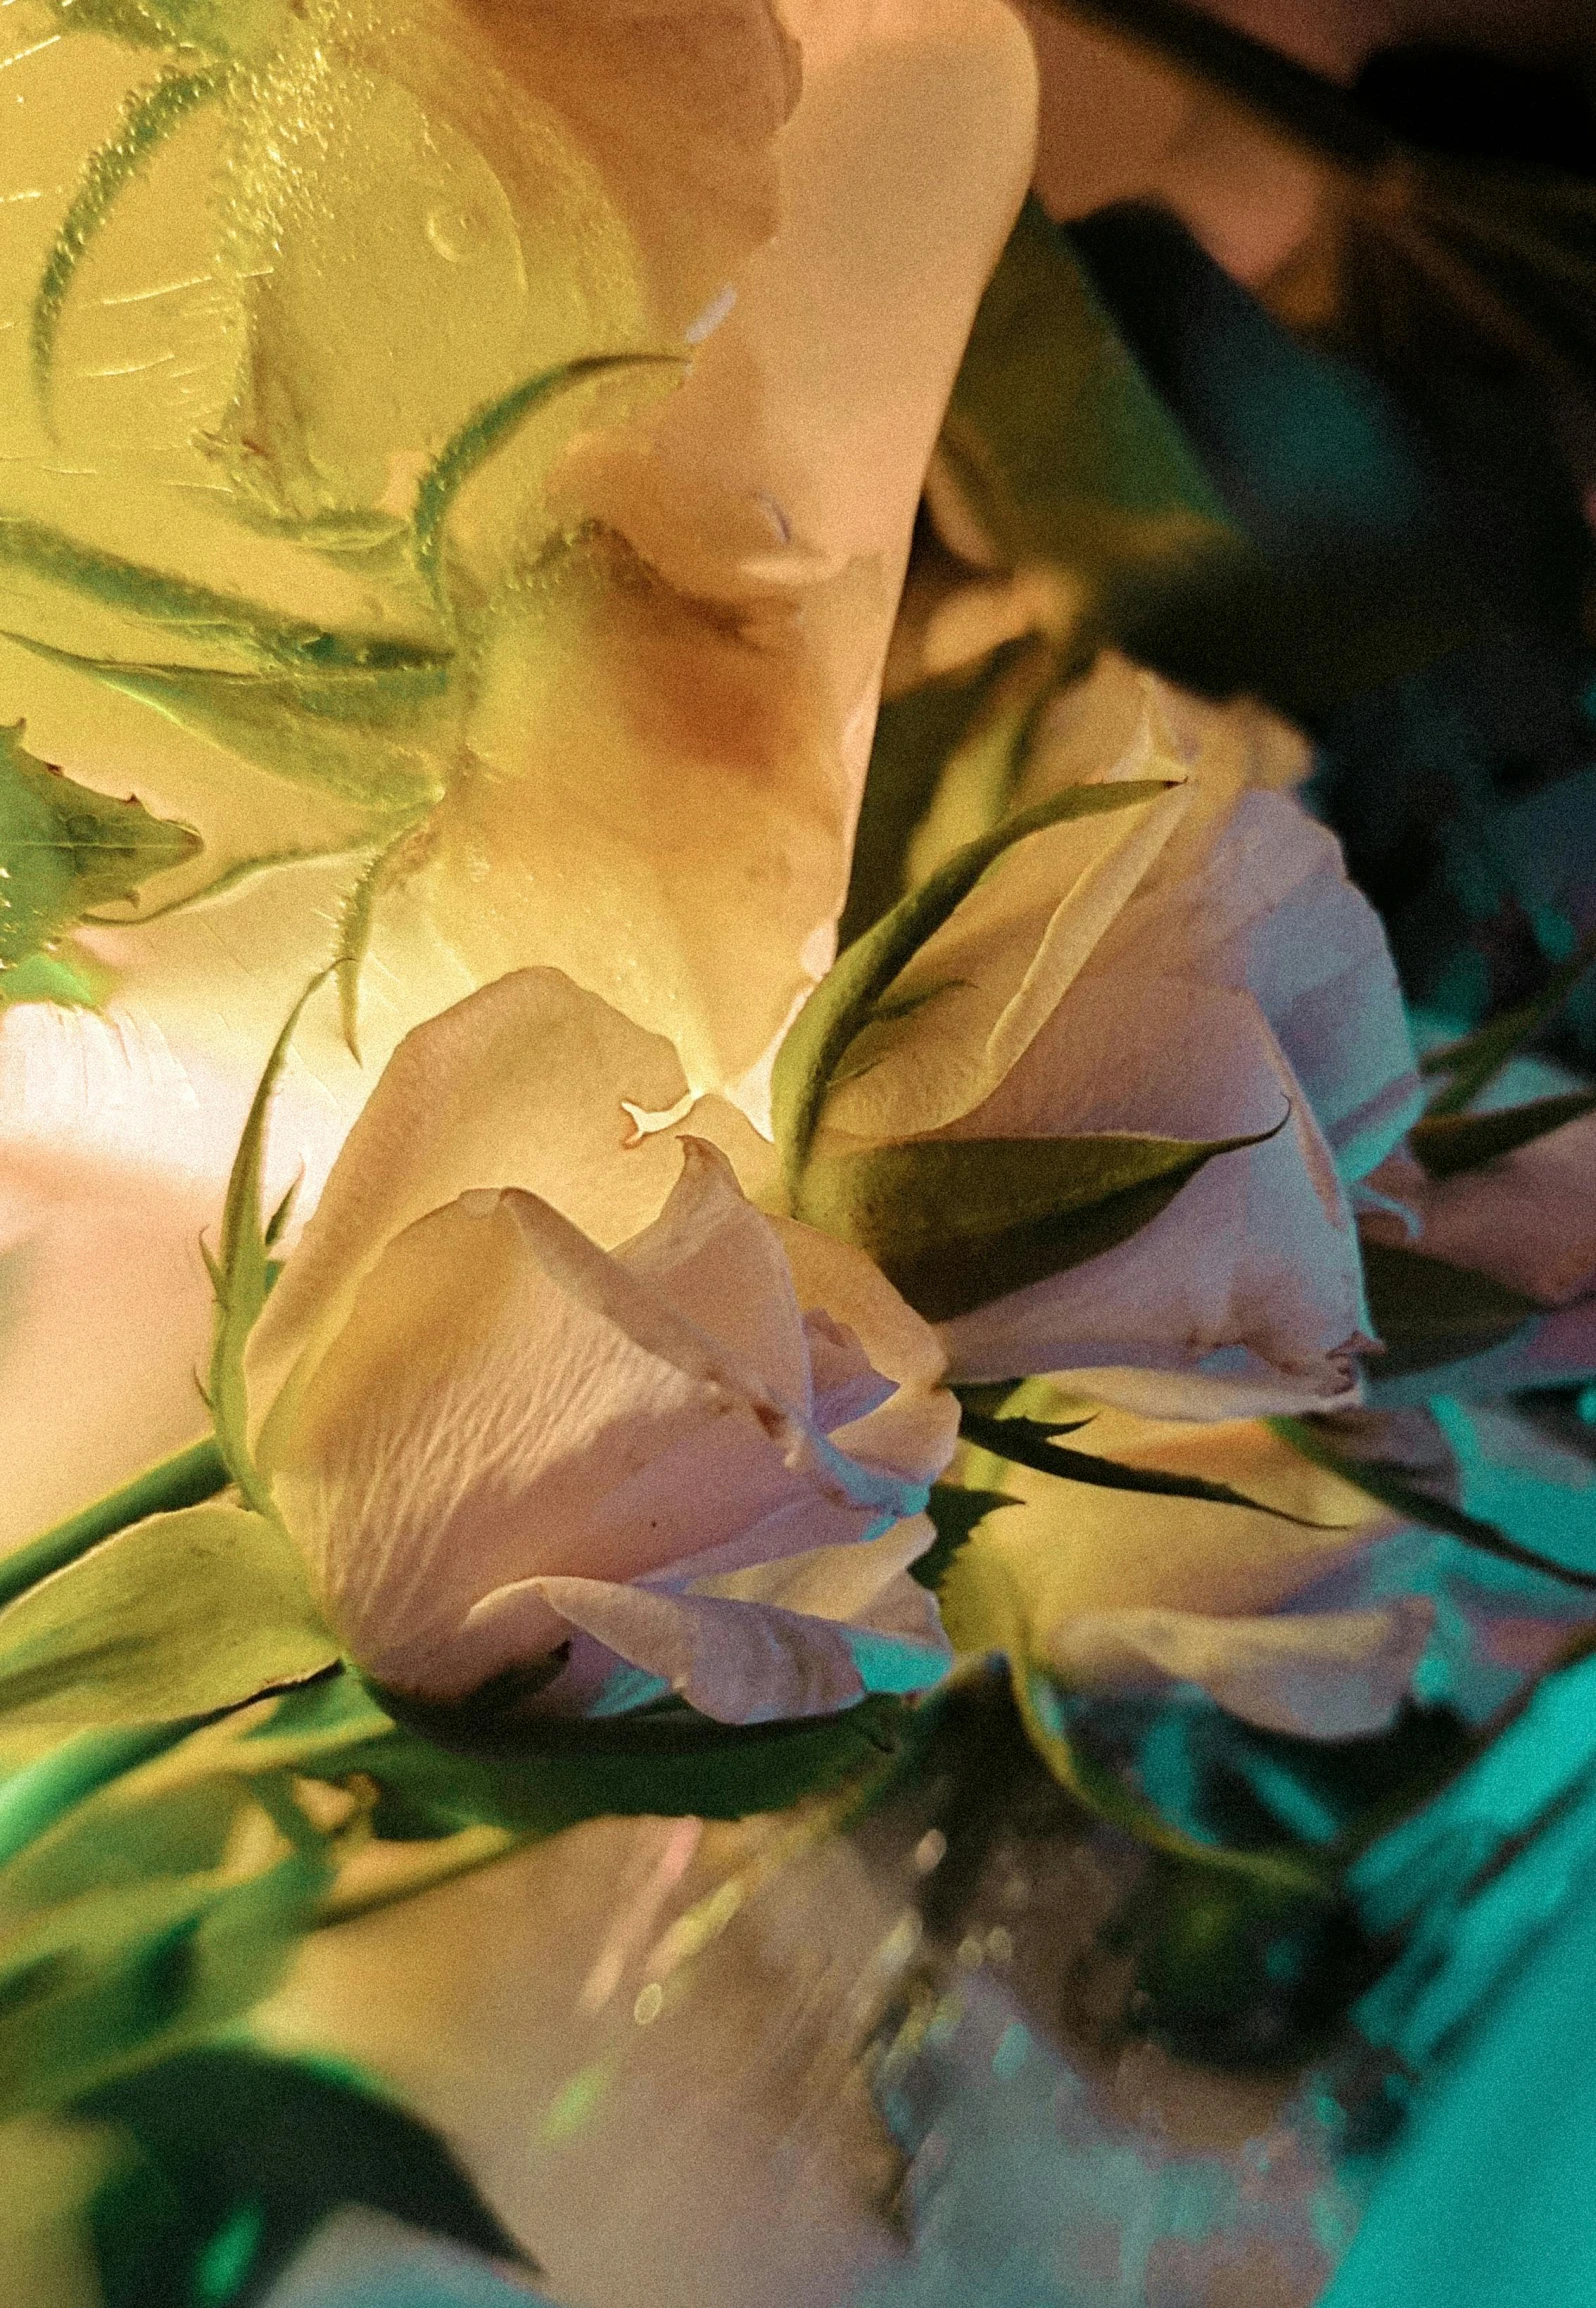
1045;1597;1435;1739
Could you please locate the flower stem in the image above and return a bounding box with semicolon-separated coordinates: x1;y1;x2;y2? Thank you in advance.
0;1436;229;1613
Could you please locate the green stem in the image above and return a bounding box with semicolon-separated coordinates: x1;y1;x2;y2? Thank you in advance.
0;1438;229;1614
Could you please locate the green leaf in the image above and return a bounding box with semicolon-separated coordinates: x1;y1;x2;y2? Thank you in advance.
1272;1417;1596;1595
75;2045;535;2308
33;68;228;412
1411;1089;1596;1177
1361;1238;1541;1377
208;974;330;1511
771;776;1175;1196
957;1410;1345;1530
0;1439;228;1615
0;1843;331;2121
1420;935;1596;1116
413;351;683;594
939;198;1240;632
793;1127;1269;1324
0;722;198;985
911;1485;1019;1595
0;1504;337;1730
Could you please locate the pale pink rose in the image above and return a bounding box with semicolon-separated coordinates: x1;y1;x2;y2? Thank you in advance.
246;971;959;1723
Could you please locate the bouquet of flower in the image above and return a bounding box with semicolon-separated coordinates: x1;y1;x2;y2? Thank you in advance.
1;2;1593;2302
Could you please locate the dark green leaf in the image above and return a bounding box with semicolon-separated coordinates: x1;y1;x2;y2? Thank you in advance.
941;198;1240;631
294;1674;911;1839
76;2045;533;2308
910;1485;1019;1595
793;1127;1268;1323
0;722;198;983
771;776;1175;1195
959;1410;1346;1529
1360;1238;1541;1376
1411;1089;1596;1177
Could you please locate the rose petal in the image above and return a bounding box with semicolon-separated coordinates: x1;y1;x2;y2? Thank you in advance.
1046;1598;1436;1739
247;970;702;1437
528;1577;869;1723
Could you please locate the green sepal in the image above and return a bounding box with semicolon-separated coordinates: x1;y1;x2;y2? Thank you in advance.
8;636;451;816
33;68;229;412
0;518;448;678
0;722;199;984
1272;1417;1596;1594
771;776;1175;1197
910;1485;1019;1596
75;2045;535;2308
208;973;330;1511
1410;1088;1596;1177
793;1125;1270;1324
285;1672;912;1839
413;351;683;594
958;1408;1345;1530
0;1504;339;1730
1360;1237;1541;1376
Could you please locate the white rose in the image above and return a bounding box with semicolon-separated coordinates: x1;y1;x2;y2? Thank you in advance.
242;970;959;1724
780;688;1422;1418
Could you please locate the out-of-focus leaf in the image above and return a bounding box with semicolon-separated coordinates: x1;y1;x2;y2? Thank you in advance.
771;777;1173;1194
1411;1089;1596;1178
0;1505;337;1730
76;2046;533;2308
1273;1416;1596;1595
0;1842;332;2121
1420;937;1596;1114
1361;1238;1542;1377
838;653;1010;948
940;198;1239;630
794;1127;1264;1324
0;722;198;986
934;1538;1324;1895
